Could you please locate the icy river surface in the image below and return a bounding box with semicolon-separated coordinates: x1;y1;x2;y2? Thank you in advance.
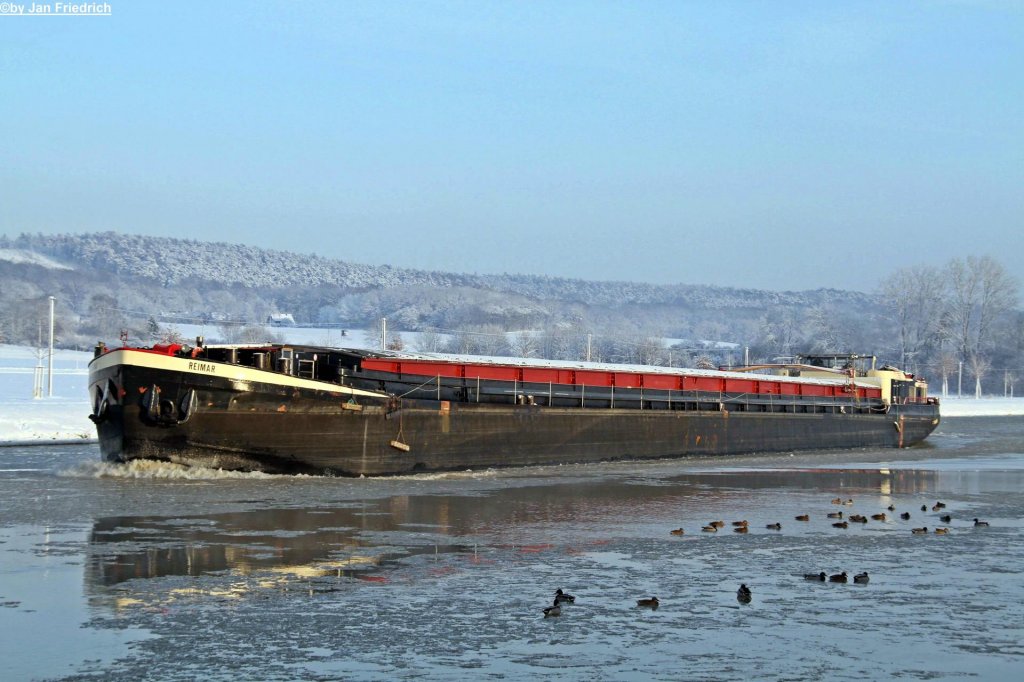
1;417;1022;681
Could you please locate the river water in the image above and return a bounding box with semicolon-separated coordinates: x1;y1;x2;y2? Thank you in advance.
1;417;1022;681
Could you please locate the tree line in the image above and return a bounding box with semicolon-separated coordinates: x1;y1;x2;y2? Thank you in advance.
1;239;1019;396
877;256;1019;397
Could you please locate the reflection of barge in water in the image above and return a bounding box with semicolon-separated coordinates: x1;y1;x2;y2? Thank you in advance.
84;466;942;599
88;342;940;476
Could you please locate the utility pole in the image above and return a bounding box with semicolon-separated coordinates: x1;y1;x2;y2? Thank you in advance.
586;333;592;363
47;296;55;397
33;321;43;398
957;361;962;399
380;317;387;351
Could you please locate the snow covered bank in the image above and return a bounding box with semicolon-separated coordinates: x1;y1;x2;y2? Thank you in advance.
1;344;1020;445
938;397;1024;417
0;345;94;444
0;396;95;444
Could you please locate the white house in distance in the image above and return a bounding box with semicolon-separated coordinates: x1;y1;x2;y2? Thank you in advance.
266;313;296;327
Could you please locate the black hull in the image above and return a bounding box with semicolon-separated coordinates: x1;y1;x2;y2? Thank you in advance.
89;350;941;476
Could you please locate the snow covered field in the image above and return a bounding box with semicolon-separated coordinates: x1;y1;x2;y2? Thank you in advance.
0;345;94;444
0;342;1020;445
935;396;1024;417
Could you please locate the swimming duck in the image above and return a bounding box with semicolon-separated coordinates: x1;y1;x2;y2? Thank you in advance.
827;511;844;519
709;521;725;528
804;571;827;581
737;584;752;602
732;520;748;527
921;505;927;512
832;521;849;529
940;514;951;523
887;504;896;512
543;599;562;617
871;513;887;522
670;528;685;536
702;525;718;533
554;589;576;604
900;512;911;520
973;518;990;527
829;572;848;583
853;572;869;584
831;497;843;505
911;527;928;534
935;501;946;509
766;522;782;531
934;527;950;535
849;514;867;523
636;596;659;609
843;499;854;506
734;525;749;534
795;514;810;522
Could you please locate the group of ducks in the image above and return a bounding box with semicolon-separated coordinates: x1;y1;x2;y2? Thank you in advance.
670;520;778;534
544;497;993;617
542;588;666;617
823;499;959;533
668;498;992;538
633;589;753;609
542;587;751;617
803;571;869;584
542;589;577;617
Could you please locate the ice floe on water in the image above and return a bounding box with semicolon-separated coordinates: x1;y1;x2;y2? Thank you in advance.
2;421;1023;680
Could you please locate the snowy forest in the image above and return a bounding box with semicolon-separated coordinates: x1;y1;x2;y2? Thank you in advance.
0;231;1020;395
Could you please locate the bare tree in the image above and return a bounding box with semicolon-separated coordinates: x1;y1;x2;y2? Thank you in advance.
414;328;444;353
159;325;186;344
938;351;959;398
1003;370;1016;398
633;336;666;366
968;353;991;399
806;306;848;354
944;257;1019;396
85;293;124;340
694;354;716;370
539;326;574;361
946;256;1018;363
878;264;945;367
510;331;540;358
446;330;476;355
755;309;802;360
471;324;512;357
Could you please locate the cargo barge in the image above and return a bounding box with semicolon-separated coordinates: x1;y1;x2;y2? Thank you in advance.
88;341;940;475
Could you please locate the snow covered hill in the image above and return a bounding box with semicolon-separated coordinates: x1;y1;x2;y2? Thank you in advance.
6;231;874;308
0;247;71;270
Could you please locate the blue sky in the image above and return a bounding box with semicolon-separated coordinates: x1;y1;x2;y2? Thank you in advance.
1;1;1021;291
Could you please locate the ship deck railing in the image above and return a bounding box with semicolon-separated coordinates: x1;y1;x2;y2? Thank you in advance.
361;375;910;416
